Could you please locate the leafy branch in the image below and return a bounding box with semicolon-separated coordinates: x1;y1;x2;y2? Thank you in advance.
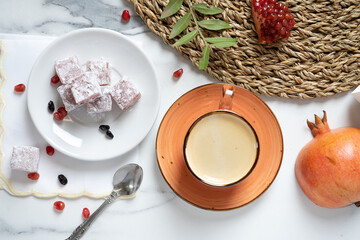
161;0;238;70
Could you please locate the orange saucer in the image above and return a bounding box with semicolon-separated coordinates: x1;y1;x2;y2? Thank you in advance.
156;84;283;210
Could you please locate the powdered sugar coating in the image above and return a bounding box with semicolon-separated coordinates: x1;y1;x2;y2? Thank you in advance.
86;60;111;86
55;56;83;84
10;146;40;172
57;84;80;112
87;87;112;113
111;80;141;110
71;72;102;105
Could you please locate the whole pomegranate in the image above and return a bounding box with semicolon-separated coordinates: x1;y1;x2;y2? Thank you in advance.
295;111;360;208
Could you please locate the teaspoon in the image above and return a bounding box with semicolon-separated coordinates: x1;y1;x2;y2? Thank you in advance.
66;163;143;240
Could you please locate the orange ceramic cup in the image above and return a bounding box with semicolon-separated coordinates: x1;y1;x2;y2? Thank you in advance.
156;83;283;210
184;85;259;187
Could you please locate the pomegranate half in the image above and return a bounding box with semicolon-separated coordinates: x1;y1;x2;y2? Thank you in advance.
295;111;360;208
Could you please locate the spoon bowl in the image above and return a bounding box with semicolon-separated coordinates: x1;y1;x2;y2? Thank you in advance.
113;163;143;196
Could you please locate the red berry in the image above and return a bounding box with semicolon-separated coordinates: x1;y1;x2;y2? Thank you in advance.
121;10;130;22
82;208;90;219
53;112;64;121
51;75;60;84
27;172;40;180
173;68;183;78
54;201;65;211
14;84;26;92
57;107;68;117
251;0;295;44
46;145;55;156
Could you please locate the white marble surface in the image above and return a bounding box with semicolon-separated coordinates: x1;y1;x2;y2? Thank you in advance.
1;1;360;240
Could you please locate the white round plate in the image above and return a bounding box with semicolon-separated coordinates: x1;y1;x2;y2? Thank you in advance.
27;28;160;161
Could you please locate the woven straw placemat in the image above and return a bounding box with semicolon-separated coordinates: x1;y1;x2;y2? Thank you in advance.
129;0;360;98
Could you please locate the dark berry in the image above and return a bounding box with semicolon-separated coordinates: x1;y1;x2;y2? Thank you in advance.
54;201;65;211
82;208;90;219
46;145;55;156
58;174;68;185
48;101;55;113
14;84;26;92
106;130;114;139
99;125;110;131
27;172;39;180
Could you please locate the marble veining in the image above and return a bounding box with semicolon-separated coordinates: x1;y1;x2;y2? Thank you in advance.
0;0;144;36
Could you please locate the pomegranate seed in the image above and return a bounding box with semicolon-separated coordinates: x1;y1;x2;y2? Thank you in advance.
27;172;40;180
173;68;183;78
46;145;55;156
54;201;65;211
283;29;291;38
121;10;130;22
285;12;292;20
275;22;282;30
288;19;295;27
82;208;90;219
280;27;286;36
58;107;67;117
14;84;26;92
53;112;64;121
51;75;60;84
282;19;289;27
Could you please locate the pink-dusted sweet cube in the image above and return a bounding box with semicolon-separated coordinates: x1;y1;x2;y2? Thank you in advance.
10;146;40;172
87;87;112;113
55;56;84;85
86;60;111;86
111;79;141;110
71;72;102;105
57;84;80;112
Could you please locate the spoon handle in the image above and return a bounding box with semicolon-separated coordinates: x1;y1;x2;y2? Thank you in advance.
65;191;118;240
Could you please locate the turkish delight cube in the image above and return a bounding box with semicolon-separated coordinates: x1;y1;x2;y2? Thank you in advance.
10;146;40;172
87;87;112;113
111;79;141;110
55;56;83;85
57;84;80;112
71;72;102;105
86;60;111;86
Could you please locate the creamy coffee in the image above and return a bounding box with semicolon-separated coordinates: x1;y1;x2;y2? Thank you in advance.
184;111;258;186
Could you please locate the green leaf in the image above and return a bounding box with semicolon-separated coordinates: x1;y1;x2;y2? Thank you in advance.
172;30;199;47
198;19;232;31
205;37;238;43
161;0;183;19
205;37;238;48
199;45;210;70
210;42;238;48
169;12;192;39
193;3;223;15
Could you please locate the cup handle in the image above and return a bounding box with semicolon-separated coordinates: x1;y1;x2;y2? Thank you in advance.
219;84;235;110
